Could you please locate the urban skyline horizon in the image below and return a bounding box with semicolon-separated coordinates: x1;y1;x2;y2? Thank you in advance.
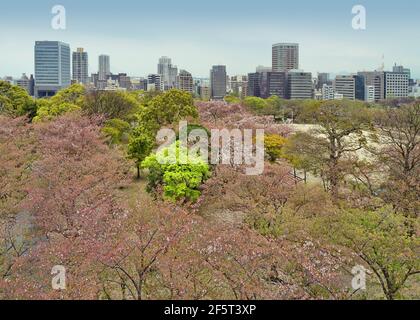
2;39;419;81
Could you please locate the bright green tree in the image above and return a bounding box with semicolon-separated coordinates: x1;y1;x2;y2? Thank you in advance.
138;89;198;134
127;129;155;179
32;84;86;122
224;94;241;104
50;83;86;106
33;101;81;122
0;81;36;118
243;96;267;113
142;142;210;203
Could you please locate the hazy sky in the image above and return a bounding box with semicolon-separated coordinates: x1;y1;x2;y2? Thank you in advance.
1;0;419;78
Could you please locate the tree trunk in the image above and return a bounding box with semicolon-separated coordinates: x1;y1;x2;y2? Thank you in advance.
137;164;141;180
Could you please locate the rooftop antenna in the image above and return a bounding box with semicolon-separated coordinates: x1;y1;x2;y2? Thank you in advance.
379;54;385;71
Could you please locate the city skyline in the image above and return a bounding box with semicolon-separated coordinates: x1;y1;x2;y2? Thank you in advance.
1;0;420;78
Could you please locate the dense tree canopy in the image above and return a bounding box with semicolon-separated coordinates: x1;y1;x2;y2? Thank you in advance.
0;89;419;300
0;81;36;118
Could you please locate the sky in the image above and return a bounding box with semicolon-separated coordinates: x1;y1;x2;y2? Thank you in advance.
0;0;419;79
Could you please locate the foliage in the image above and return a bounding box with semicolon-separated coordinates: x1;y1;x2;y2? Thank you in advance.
224;95;241;104
282;132;326;178
1;114;130;299
243;96;268;113
0;81;36;118
32;84;86;122
137;89;198;135
127;129;155;179
373;103;420;217
142;142;210;203
102;118;131;145
296;100;372;198
83;90;140;120
319;207;420;300
263;134;287;162
34;102;81;122
50;83;86;106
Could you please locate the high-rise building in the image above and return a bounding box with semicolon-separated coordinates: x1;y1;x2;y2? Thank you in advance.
384;72;409;99
147;74;163;92
248;72;288;99
334;75;356;100
333;75;365;100
272;43;299;72
158;56;178;90
98;55;110;81
259;72;287;99
353;75;365;100
210;65;227;100
358;71;385;101
72;48;89;84
247;73;261;98
176;70;194;93
34;41;71;97
286;70;312;99
230;75;248;99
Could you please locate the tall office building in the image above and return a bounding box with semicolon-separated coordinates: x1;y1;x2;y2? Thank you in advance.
384;72;409;99
286;70;313;99
353;75;365;100
272;43;299;72
334;75;356;100
147;74;164;91
176;70;194;93
247;73;261;97
210;65;227;100
358;71;385;101
230;75;248;99
247;72;287;99
34;41;71;97
259;72;287;99
158;56;178;90
99;55;111;81
72;48;89;84
334;75;365;100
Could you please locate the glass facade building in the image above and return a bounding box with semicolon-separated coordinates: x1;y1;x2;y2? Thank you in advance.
34;41;71;97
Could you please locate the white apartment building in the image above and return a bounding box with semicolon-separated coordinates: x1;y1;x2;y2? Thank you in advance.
322;84;335;100
385;72;409;98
